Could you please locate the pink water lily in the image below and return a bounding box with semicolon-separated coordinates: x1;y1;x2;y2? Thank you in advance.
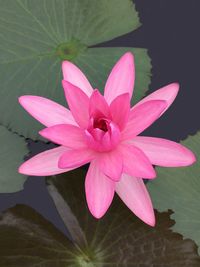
18;52;196;226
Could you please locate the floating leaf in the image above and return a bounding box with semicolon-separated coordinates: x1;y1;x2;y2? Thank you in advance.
47;169;200;266
0;125;28;193
148;133;200;253
0;204;75;267
0;0;151;140
0;168;199;266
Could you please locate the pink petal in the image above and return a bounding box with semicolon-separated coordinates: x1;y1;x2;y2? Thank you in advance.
134;83;179;116
122;100;167;140
19;96;77;127
62;61;93;97
131;136;196;167
58;148;95;169
39;124;86;149
85;160;115;218
120;144;156;179
104;52;135;104
110;93;130;130
62;80;89;128
116;174;155;226
97;150;123;181
101;121;121;151
85;129;106;152
18;146;71;176
89;90;110;118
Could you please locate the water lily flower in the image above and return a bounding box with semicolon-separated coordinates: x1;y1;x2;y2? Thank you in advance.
18;52;196;226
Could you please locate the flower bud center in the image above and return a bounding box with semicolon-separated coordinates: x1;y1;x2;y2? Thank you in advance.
93;118;109;132
85;117;121;152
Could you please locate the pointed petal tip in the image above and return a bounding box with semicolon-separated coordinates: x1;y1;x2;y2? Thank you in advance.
178;145;196;166
134;203;156;227
89;208;105;219
62;60;78;78
192;154;197;164
86;190;109;219
171;142;196;167
120;52;135;68
18;164;25;175
138;211;156;227
104;51;135;104
18;95;33;106
38;128;51;142
18;95;23;104
17;161;34;176
38;129;45;136
146;168;157;179
18;162;37;176
62;61;93;96
18;96;25;107
38;127;56;141
131;136;198;167
133;83;180;117
159;82;179;93
168;82;180;95
141;168;157;180
62;60;70;69
90;88;103;100
62;60;67;72
123;51;134;61
187;150;197;165
173;82;180;88
18;95;77;127
144;212;156;227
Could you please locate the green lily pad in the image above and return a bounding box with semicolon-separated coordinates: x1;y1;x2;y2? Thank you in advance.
0;125;28;193
148;133;200;253
0;0;151;140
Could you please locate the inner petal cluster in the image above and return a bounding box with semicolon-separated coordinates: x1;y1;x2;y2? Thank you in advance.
85;116;121;152
93;117;109;132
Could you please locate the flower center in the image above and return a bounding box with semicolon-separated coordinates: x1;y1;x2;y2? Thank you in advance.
93;118;109;132
85;117;121;152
